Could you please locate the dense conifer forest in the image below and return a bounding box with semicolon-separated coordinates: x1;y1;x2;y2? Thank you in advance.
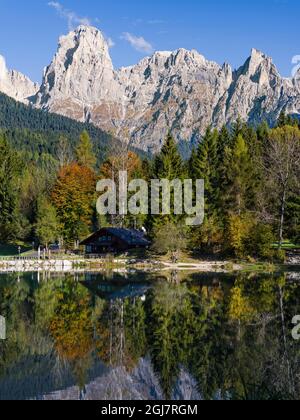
0;92;117;162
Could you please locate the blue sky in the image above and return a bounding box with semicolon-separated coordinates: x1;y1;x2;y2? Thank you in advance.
0;0;299;82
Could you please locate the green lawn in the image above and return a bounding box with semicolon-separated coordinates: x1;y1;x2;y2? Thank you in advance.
0;244;32;257
271;241;300;250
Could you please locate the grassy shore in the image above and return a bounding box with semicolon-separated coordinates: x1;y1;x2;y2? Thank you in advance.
271;241;300;250
0;243;299;274
0;244;33;257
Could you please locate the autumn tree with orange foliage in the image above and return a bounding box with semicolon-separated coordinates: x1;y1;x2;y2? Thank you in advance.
49;279;94;389
100;150;142;181
99;150;144;228
51;162;96;245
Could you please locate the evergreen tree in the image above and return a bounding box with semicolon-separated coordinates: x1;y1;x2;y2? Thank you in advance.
217;125;232;163
193;127;219;213
189;128;224;252
76;131;97;169
149;133;184;231
277;111;298;128
152;133;183;179
231;116;245;140
277;111;287;128
216;126;233;205
222;134;257;216
286;193;300;243
256;121;270;143
242;125;260;158
0;135;22;241
188;146;198;179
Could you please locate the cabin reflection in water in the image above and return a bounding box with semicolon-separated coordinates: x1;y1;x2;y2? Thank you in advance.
81;273;151;301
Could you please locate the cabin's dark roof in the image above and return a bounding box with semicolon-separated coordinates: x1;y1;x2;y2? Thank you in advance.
80;228;150;247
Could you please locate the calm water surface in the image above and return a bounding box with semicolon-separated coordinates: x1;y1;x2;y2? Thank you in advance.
0;270;299;400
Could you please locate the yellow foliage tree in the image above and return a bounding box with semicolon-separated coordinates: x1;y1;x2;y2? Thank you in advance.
226;214;254;258
228;286;257;323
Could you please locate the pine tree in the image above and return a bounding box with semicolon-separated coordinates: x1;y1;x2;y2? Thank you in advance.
76;131;97;169
152;132;183;179
149;133;184;231
189;128;224;252
188;146;198;179
232;116;245;140
277;111;288;128
216;126;233;202
193;127;219;214
257;120;270;140
222;134;257;216
0;135;22;241
286;193;300;243
277;111;298;128
217;125;232;163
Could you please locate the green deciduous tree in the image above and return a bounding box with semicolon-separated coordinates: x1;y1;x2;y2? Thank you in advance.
152;222;187;262
263;126;300;247
226;214;254;258
35;196;58;248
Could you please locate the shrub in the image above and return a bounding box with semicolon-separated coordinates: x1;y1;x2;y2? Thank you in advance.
273;249;286;264
247;223;275;260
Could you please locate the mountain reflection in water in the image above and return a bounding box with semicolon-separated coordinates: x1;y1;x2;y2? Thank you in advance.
0;270;299;400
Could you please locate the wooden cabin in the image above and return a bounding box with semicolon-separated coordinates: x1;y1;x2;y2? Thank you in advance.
80;228;150;254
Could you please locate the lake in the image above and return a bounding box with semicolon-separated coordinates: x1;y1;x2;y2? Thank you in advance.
0;270;299;400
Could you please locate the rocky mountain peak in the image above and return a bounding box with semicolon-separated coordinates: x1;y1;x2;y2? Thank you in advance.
240;48;272;77
34;25;119;119
1;26;300;153
58;25;112;68
0;54;38;104
250;48;267;64
0;55;7;81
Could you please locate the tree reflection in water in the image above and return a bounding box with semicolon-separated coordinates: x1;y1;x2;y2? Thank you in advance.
0;271;299;400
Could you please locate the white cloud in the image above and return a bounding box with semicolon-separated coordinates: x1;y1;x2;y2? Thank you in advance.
48;2;91;30
121;32;153;54
48;3;115;49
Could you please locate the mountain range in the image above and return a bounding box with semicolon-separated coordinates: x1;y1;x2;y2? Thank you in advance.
1;25;300;153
